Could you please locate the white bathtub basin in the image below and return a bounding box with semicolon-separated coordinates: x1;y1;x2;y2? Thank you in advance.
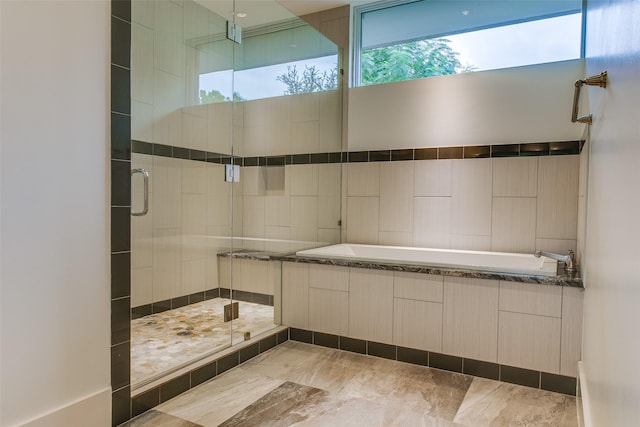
296;243;558;276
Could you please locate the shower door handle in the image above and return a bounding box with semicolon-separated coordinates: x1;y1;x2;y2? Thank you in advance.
131;168;149;216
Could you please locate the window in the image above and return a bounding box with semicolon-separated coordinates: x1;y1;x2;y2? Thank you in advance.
353;0;583;87
199;55;338;103
196;18;339;104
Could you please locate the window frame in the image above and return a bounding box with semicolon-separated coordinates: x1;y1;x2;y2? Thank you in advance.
351;0;586;87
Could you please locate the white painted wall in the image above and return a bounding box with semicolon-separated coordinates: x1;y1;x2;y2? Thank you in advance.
0;1;110;426
581;0;640;425
348;59;587;150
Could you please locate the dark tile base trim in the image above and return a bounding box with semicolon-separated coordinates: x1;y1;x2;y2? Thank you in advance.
220;288;274;306
131;328;289;421
131;289;273;319
289;328;577;396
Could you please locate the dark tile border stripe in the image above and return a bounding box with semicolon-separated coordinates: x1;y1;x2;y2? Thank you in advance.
131;140;584;169
289;329;577;396
111;1;132;425
131;328;289;421
131;289;274;319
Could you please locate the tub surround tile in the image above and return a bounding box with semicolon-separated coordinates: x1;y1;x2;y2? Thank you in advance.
492;156;537;197
453;377;578;426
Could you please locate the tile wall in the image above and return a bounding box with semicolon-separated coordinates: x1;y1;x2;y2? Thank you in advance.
131;152;235;308
111;1;132;425
344;152;581;256
130;0;344;307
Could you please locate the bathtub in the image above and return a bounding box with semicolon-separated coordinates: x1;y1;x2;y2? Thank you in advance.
295;243;558;276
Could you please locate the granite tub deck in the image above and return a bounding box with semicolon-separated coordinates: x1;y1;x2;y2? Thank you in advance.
123;341;578;427
222;249;583;288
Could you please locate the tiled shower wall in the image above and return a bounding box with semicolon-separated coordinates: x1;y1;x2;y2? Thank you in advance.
131;154;234;307
130;0;343;306
344;155;580;256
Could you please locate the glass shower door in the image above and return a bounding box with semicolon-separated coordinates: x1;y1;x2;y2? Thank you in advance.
129;0;236;387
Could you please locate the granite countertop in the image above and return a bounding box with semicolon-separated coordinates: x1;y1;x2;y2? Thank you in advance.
218;250;584;288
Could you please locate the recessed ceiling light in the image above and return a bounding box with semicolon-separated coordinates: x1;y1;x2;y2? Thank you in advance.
235;12;247;18
462;10;470;16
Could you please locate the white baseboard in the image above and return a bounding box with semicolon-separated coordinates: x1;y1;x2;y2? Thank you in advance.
577;361;593;427
15;388;111;427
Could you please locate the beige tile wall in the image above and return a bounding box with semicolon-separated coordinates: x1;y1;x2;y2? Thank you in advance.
241;163;342;252
281;261;584;376
131;153;235;306
344;155;581;256
131;1;343;303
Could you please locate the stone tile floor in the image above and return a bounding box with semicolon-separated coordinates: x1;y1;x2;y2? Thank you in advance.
131;298;276;385
124;341;578;426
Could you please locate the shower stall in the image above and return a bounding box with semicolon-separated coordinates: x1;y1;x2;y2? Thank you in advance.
129;0;343;388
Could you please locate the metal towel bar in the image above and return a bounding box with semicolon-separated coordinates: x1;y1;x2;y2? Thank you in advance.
571;71;607;124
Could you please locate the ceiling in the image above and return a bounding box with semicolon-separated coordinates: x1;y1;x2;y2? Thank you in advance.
276;0;352;17
195;0;362;28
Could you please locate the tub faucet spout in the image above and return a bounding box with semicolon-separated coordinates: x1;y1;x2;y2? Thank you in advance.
534;250;575;273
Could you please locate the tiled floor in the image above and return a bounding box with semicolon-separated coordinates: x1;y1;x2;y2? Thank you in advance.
124;341;578;426
131;298;277;384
